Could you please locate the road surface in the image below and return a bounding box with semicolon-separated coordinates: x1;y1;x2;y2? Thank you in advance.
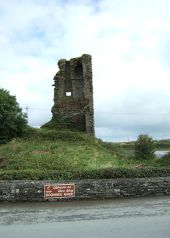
0;196;170;238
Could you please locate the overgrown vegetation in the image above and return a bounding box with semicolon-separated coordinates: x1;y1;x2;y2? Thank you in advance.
0;88;27;144
0;128;170;180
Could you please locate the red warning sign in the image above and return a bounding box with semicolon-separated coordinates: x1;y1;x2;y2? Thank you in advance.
44;184;75;199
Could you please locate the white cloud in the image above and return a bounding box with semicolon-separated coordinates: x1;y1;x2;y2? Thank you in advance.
1;0;170;141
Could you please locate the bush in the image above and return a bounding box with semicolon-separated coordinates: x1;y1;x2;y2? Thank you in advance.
0;88;27;144
134;134;155;160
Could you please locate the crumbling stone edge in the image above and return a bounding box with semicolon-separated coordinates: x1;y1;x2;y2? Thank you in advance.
0;177;170;202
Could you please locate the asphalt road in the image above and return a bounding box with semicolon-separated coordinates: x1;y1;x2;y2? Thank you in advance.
0;196;170;238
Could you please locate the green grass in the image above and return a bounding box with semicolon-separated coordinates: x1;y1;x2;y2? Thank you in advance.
0;128;170;180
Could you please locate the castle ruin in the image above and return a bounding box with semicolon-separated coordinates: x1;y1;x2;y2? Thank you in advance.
50;54;94;135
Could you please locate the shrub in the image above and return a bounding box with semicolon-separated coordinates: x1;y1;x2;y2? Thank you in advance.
134;134;155;160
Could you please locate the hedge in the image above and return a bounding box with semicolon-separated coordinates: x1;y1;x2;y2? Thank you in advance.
0;167;170;180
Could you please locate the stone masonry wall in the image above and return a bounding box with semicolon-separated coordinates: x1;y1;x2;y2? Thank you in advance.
0;177;170;202
51;54;95;135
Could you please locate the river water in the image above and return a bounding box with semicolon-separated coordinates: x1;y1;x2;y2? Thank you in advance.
154;150;170;158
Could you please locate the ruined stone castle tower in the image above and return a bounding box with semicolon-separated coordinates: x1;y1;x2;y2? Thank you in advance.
50;54;94;135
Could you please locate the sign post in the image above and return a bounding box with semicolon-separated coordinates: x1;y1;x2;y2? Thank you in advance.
44;184;75;199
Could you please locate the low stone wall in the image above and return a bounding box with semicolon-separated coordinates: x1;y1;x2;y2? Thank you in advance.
0;177;170;202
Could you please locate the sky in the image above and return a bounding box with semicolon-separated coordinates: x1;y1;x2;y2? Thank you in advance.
1;0;170;142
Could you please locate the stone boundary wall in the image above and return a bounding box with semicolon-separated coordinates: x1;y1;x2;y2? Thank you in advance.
0;177;170;202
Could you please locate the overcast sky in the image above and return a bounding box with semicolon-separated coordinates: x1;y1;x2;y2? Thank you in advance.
1;0;170;141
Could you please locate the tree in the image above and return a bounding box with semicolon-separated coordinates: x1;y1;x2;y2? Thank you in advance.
134;134;155;160
0;88;27;143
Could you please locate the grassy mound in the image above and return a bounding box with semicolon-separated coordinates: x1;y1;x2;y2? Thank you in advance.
0;128;170;180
